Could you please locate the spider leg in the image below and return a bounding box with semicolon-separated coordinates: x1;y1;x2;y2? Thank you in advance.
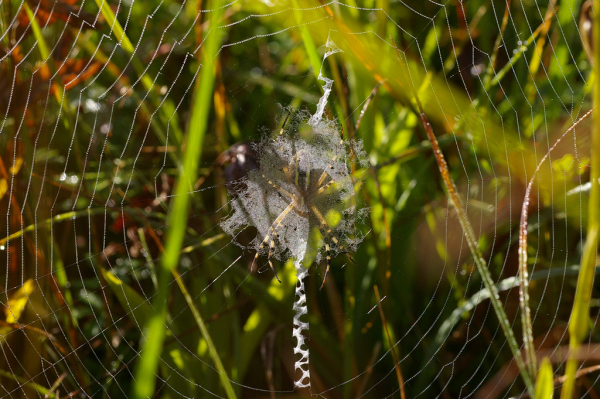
260;172;295;200
283;144;305;186
319;240;331;290
313;158;356;197
278;109;292;137
276;108;296;181
285;152;309;190
315;178;336;195
268;233;281;283
250;201;296;282
308;203;344;252
307;202;345;290
348;255;363;271
315;123;349;191
305;159;310;191
263;201;311;282
255;163;311;283
316;136;345;188
282;154;296;185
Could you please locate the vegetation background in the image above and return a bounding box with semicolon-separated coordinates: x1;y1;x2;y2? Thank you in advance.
0;0;598;398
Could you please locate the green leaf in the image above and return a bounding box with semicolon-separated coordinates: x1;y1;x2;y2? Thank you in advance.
101;268;153;323
4;280;35;323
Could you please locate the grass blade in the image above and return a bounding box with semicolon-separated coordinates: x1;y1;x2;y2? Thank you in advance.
94;0;184;165
0;370;55;398
130;1;225;397
518;109;593;379
560;1;600;396
374;285;405;399
172;270;237;399
433;264;600;353
535;358;554;399
23;3;68;120
291;0;322;76
0;208;106;246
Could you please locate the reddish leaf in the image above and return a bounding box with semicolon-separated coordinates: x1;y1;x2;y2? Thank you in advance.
58;58;103;90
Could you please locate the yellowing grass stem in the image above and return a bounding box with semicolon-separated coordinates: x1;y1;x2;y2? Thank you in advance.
560;1;600;396
130;2;226;398
93;0;135;53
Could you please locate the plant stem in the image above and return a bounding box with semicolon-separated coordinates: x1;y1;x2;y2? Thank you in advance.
130;1;224;397
560;1;600;397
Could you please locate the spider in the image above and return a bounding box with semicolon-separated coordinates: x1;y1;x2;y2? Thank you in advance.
221;109;366;289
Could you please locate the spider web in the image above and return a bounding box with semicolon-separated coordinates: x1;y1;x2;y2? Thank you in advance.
0;0;597;398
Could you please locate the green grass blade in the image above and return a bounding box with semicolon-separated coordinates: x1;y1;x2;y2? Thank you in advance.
0;370;55;398
238;259;296;379
94;0;184;165
433;264;600;352
291;0;322;77
172;270;237;399
101;268;153;323
561;1;600;396
130;1;225;397
93;0;135;53
0;208;106;246
23;4;51;61
23;3;69;124
484;10;555;91
138;228;158;289
535;358;554;399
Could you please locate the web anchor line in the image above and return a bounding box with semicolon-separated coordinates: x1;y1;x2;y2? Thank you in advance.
292;263;311;389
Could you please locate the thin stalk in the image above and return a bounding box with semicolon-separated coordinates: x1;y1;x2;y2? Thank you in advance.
130;1;224;398
23;3;70;127
291;0;321;76
433;262;600;352
0;370;55;398
137;228;158;289
137;220;235;399
172;270;237;399
374;285;405;399
484;9;556;91
560;0;600;395
481;0;510;89
94;0;184;166
0;208;106;246
391;39;535;395
518;109;593;379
